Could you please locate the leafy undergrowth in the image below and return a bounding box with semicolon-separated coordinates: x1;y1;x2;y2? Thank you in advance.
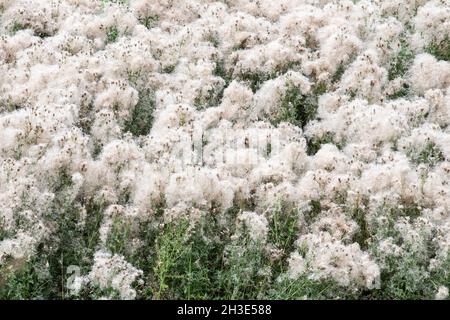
425;36;450;62
1;200;448;300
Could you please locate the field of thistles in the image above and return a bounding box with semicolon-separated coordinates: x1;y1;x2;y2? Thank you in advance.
0;0;449;300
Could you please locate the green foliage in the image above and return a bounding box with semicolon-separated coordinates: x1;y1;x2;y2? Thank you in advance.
101;0;128;6
123;87;156;137
12;170;104;299
205;32;220;48
368;214;449;299
425;36;450;62
106;217;132;256
9;21;50;38
192;57;232;110
0;257;53;299
236;62;301;93
3;196;446;300
273;82;325;129
267;203;300;274
106;26;119;44
213;58;232;85
151;219;192;299
180;56;230;110
387;83;410;100
304;199;322;224
306;132;346;156
0;187;105;300
238;72;268;93
194;82;226;109
81;284;122;300
139;14;159;29
138;205;344;300
391;204;422;220
11;21;24;34
162;64;176;74
267;275;358;300
388;37;414;81
374;251;432;299
44;183;105;299
0;226;8;242
144;209;235;299
409;142;445;167
217;240;271;299
351;205;370;250
331;63;346;84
